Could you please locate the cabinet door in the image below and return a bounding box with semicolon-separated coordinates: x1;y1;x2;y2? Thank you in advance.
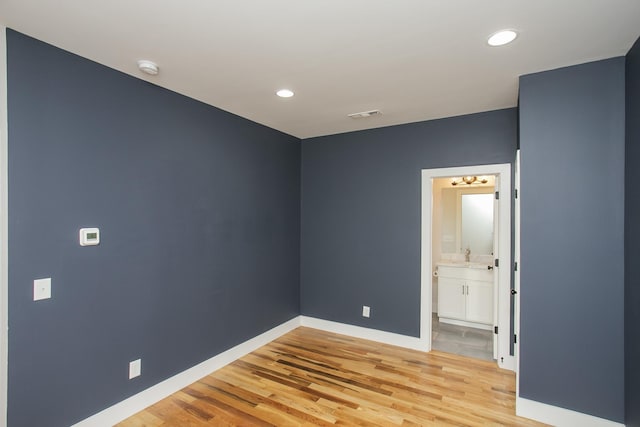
465;280;494;324
438;277;466;320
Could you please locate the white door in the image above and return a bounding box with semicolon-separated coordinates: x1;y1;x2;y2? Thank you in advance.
514;151;521;372
492;175;500;359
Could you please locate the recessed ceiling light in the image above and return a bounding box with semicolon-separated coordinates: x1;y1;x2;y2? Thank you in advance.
487;30;518;47
137;60;159;75
276;89;294;98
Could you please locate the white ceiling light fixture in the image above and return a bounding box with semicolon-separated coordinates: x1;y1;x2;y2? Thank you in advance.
137;60;159;75
276;89;294;98
487;30;518;47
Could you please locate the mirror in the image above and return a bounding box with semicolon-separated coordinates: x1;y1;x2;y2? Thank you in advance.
441;187;494;255
461;193;494;254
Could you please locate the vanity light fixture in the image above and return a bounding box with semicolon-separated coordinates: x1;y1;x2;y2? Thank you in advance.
137;60;159;76
451;176;489;186
276;89;294;98
487;29;518;47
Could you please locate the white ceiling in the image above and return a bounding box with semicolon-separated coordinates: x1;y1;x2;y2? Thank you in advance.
1;1;639;139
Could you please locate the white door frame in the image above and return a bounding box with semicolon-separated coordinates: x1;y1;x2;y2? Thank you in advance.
1;26;10;426
421;163;515;371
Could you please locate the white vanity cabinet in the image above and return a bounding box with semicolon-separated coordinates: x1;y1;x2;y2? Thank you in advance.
437;277;466;320
437;264;494;328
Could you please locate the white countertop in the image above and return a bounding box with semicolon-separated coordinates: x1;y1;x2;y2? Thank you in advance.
437;261;492;270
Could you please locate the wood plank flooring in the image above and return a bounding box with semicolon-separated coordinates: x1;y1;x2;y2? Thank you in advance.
118;327;547;426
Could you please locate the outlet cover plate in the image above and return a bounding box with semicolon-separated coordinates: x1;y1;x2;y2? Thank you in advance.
362;305;370;318
129;359;141;379
33;278;51;301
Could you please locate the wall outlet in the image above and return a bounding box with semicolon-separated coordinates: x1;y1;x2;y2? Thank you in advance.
362;305;370;318
129;359;141;379
33;278;51;301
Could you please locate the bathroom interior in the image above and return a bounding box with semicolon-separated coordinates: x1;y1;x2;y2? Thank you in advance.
431;175;497;361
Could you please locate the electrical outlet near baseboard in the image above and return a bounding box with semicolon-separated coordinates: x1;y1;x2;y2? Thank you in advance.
129;359;141;379
362;305;370;318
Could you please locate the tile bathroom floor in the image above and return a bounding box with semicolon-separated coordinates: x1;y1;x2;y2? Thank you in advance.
432;313;494;361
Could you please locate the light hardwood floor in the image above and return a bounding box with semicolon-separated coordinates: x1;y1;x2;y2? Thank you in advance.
118;327;546;426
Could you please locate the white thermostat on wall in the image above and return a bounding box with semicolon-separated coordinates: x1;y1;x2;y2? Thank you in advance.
79;228;100;246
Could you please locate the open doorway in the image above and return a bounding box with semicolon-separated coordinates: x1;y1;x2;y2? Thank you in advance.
431;176;496;361
420;164;515;371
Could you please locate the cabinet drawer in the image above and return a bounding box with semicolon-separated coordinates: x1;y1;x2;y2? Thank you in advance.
438;265;493;282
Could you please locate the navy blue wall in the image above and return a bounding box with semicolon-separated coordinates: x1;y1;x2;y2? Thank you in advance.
519;58;625;422
6;29;301;426
626;37;640;427
300;110;517;336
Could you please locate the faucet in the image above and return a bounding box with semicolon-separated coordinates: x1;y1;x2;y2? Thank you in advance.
464;247;471;262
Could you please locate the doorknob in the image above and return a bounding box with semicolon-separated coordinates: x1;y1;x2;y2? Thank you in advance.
487;265;493;270
511;289;518;295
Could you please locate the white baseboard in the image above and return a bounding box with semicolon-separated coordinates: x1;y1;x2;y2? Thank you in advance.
79;315;600;427
516;397;624;427
72;316;302;427
300;316;428;352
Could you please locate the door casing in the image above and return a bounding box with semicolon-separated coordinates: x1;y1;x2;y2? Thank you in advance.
421;163;515;371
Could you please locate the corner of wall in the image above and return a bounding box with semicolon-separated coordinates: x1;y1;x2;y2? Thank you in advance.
517;397;625;427
72;317;302;426
0;24;9;427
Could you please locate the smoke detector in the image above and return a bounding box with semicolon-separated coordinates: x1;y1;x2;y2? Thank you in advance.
347;109;382;119
137;60;159;76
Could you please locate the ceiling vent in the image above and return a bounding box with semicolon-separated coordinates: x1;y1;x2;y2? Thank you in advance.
347;109;382;119
137;60;159;76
